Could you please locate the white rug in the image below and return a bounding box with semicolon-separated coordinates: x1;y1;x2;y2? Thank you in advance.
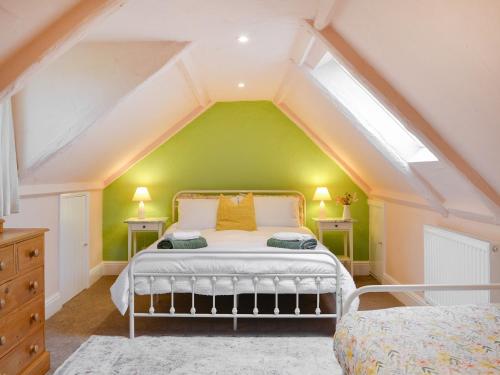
54;335;342;375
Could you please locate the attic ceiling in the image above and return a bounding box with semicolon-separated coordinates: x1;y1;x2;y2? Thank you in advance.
0;0;499;223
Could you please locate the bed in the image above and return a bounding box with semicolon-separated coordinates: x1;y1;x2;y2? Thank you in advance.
110;190;357;338
334;284;500;375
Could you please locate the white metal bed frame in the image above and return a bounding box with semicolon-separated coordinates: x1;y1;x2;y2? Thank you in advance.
128;190;344;338
171;189;307;225
343;283;500;313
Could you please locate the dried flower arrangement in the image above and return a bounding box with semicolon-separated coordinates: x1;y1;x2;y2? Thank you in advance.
335;192;358;206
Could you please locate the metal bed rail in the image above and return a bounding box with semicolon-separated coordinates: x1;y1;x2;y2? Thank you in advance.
128;249;344;338
343;283;500;313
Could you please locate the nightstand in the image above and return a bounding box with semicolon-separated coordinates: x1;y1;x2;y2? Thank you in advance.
124;217;168;260
313;218;355;275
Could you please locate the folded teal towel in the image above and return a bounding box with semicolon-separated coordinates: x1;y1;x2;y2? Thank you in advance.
267;238;317;250
157;236;208;249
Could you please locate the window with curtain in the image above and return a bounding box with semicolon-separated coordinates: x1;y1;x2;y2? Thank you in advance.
0;98;19;216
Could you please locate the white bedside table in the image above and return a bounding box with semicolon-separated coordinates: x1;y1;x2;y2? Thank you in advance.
124;217;168;260
313;218;356;275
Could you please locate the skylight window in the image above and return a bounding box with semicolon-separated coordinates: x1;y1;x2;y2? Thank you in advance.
311;53;437;163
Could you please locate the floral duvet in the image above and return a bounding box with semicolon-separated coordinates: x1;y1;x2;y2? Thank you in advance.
334;304;500;374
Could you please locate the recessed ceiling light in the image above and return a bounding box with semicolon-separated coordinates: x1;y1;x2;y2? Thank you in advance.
238;35;249;44
237;82;245;88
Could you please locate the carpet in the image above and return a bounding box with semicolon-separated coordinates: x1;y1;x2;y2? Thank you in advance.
54;335;342;374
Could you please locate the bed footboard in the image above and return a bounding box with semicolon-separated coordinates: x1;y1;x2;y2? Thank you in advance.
128;249;343;338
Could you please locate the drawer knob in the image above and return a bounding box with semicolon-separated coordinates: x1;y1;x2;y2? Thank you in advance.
0;299;5;308
31;312;40;322
334;224;338;227
0;336;5;345
142;225;146;229
29;281;39;290
30;248;40;258
29;344;39;354
0;260;4;270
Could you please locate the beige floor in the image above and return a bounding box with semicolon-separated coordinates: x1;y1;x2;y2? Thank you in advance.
46;275;402;373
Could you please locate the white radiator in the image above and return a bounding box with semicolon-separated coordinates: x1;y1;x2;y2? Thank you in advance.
424;225;497;305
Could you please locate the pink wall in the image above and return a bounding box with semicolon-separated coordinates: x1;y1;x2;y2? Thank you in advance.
385;202;500;284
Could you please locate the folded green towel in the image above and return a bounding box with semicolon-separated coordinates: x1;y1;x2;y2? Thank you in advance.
267;238;317;250
157;236;208;249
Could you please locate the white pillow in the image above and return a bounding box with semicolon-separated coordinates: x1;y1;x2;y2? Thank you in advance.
177;199;218;229
253;196;300;227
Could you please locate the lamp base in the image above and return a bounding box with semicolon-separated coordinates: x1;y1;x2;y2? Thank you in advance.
318;201;326;219
138;201;145;219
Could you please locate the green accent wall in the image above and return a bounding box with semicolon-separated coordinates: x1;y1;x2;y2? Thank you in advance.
103;101;368;261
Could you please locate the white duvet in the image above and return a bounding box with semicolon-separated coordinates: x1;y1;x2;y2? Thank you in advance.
111;225;357;315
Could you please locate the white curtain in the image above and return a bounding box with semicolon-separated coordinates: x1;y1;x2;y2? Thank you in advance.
0;98;19;216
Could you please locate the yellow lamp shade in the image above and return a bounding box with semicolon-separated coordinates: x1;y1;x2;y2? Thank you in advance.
313;187;331;201
132;187;151;202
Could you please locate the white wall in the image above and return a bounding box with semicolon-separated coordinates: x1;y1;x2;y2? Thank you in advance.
384;201;500;285
4;189;103;317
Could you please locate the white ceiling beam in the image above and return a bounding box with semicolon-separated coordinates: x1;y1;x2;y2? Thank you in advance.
177;55;210;107
372;192;499;225
314;0;337;30
274;61;296;104
303;40;328;70
0;0;127;103
276;25;317;104
19;182;104;197
289;27;316;67
306;20;500;219
276;100;371;195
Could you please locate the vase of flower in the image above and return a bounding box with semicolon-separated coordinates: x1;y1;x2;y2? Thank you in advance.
335;192;358;221
342;205;351;220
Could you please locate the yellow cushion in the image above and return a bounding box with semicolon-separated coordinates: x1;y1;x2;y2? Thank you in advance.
216;193;257;231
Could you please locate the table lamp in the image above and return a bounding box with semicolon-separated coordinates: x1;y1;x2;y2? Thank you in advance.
313;187;331;219
132;187;151;219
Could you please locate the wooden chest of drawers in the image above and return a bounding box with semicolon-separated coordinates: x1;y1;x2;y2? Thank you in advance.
0;229;49;375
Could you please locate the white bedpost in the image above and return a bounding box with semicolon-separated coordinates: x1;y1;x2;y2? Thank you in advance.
129;258;135;339
335;256;342;326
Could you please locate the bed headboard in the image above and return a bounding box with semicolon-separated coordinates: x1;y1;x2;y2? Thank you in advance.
172;190;306;226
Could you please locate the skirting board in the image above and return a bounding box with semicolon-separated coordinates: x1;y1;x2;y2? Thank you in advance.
103;261;128;275
100;261;370;276
45;292;62;319
89;262;104;286
382;273;428;306
352;261;370;276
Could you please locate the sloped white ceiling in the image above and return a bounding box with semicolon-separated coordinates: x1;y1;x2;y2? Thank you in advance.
329;0;500;194
24;63;199;184
282;68;419;199
14;41;187;179
84;0;320;101
2;0;498;221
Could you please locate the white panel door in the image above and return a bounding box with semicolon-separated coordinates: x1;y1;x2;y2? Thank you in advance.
60;193;89;305
369;201;385;282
